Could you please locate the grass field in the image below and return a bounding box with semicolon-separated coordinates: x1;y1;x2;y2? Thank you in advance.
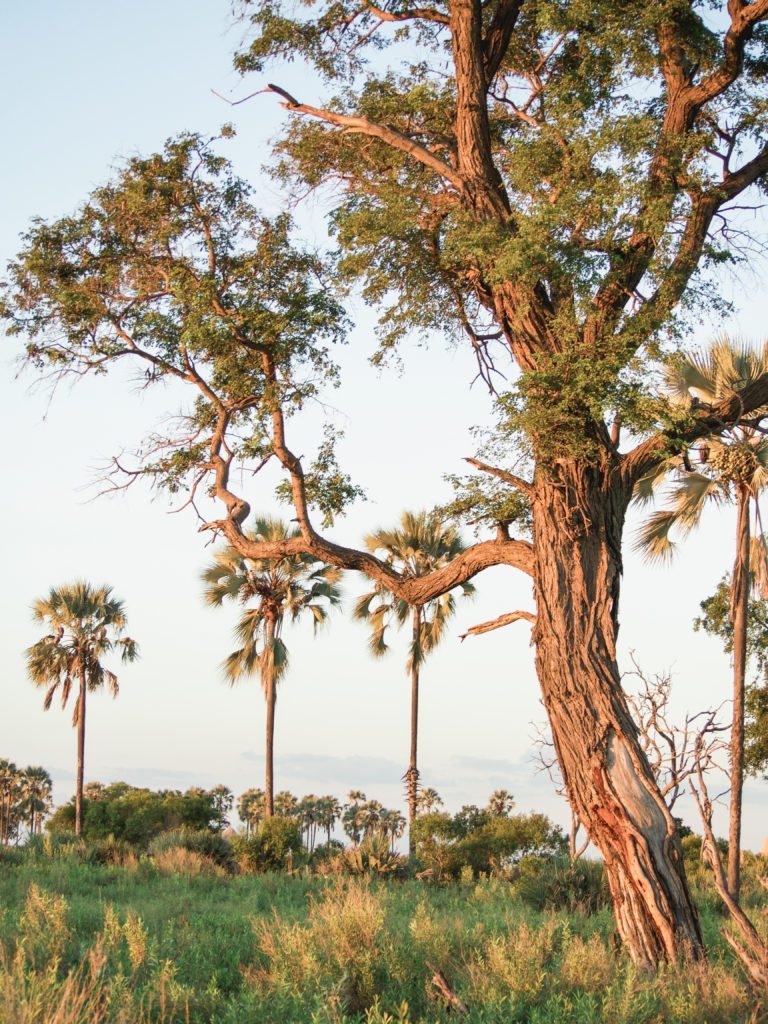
0;846;765;1023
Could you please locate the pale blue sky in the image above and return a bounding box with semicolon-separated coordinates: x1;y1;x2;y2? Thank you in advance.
1;2;766;848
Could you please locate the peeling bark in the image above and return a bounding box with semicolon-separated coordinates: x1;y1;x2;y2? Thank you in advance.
532;462;703;966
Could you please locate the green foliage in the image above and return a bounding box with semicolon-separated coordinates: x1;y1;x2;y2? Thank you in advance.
0;134;356;522
514;857;610;915
231;816;304;873
46;784;224;846
339;833;406;878
231;0;768;461
696;575;768;778
147;828;234;870
0;858;762;1023
412;808;566;880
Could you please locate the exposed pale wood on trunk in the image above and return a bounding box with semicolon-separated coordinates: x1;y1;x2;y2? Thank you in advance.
532;464;702;965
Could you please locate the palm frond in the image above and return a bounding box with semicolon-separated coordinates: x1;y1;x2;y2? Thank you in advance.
635;510;680;562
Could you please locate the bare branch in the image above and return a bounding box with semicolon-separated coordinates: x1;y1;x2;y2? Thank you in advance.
465;456;534;496
364;3;449;26
460;609;536;640
266;85;464;189
690;763;768;988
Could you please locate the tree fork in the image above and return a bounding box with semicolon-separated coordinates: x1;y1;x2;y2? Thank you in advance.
532;464;703;965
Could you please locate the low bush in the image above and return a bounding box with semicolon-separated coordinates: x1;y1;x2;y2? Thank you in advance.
231;817;304;873
152;847;225;877
340;834;406;877
514;856;609;914
148;827;234;870
412;809;566;879
47;783;223;845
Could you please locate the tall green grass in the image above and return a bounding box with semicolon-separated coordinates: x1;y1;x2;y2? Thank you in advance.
0;849;764;1023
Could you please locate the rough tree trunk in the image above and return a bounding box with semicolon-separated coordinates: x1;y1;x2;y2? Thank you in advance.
75;678;87;838
532;462;703;967
407;606;421;856
728;483;750;900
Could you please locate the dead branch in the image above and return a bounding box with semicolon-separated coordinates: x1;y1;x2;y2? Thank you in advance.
460;609;536;640
425;962;469;1016
690;761;768;989
464;457;534;497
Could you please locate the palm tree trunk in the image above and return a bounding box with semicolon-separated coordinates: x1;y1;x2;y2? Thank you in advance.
728;483;750;900
264;615;277;818
407;606;421;857
75;670;87;837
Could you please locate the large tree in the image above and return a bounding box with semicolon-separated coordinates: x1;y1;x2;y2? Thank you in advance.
4;24;768;959
25;582;138;836
354;510;473;851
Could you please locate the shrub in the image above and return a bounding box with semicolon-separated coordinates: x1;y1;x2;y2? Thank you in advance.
514;857;609;914
231;817;303;873
412;810;566;879
309;839;345;870
254;879;391;1014
17;884;72;968
152;847;225;878
148;827;234;870
47;784;222;845
341;834;406;877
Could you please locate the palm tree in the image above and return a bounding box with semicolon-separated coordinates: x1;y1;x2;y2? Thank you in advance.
342;791;367;844
238;788;266;835
317;795;342;844
636;337;768;899
0;760;19;845
416;787;443;815
354;510;474;852
486;789;515;817
25;581;138;836
298;794;321;850
209;785;234;829
20;767;53;836
274;790;299;818
380;808;407;852
202;516;342;817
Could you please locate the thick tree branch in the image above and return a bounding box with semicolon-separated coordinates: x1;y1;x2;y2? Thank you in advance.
482;0;525;84
266;85;464;189
689;0;768;110
202;347;535;600
583;3;768;349
450;0;510;217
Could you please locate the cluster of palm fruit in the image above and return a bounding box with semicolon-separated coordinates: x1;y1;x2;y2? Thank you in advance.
704;442;759;484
